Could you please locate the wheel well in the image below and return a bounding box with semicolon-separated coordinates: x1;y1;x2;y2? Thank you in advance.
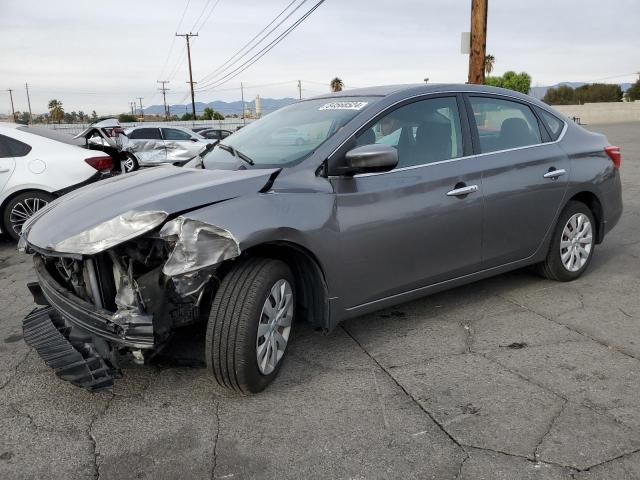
242;242;330;330
568;191;604;243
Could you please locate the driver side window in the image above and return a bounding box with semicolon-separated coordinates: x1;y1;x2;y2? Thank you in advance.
355;97;464;169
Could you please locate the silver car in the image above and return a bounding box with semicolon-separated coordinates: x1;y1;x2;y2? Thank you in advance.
122;126;211;172
20;84;623;394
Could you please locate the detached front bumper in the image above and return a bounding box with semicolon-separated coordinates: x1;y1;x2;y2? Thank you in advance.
23;256;156;392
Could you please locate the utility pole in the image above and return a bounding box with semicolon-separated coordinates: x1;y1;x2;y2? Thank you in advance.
7;89;17;122
25;83;33;124
130;102;136;117
468;0;488;85
176;32;198;120
157;80;170;120
137;97;144;120
241;82;246;126
297;80;302;100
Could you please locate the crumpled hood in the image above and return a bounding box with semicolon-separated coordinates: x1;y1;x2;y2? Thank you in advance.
25;165;278;251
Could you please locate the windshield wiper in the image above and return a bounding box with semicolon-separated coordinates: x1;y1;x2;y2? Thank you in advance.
217;142;255;166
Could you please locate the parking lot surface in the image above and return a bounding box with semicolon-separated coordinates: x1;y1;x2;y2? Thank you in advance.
1;123;639;479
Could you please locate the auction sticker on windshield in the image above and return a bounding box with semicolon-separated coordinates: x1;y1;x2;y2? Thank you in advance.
319;101;368;111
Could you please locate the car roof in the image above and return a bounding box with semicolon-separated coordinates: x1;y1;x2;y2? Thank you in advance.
309;83;548;108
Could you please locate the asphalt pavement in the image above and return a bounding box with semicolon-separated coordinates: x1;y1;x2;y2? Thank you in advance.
1;122;639;479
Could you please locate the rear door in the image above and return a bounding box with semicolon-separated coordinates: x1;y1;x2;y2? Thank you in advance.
161;128;203;162
127;127;166;164
331;95;484;308
0;134;22;193
465;94;569;267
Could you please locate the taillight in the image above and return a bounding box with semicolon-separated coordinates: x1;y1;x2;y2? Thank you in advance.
85;156;113;172
605;146;621;169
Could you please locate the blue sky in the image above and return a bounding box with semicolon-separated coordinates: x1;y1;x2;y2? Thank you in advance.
1;0;638;115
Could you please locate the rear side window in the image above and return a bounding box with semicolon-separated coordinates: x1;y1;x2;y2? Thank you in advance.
129;128;161;140
162;128;193;140
537;109;565;141
469;97;542;153
0;134;32;158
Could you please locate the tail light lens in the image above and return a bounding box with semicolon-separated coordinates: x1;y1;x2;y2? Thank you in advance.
85;156;113;172
605;146;621;169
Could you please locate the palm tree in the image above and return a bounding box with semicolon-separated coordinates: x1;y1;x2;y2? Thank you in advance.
330;77;344;93
48;99;64;124
484;54;496;76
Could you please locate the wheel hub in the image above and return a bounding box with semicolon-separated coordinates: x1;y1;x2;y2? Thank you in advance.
256;279;293;375
560;213;593;272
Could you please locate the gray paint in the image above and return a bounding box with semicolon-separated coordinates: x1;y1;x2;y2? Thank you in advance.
24;84;623;330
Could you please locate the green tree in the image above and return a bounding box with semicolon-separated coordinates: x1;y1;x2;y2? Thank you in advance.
212;111;224;120
543;85;576;105
91;110;98;121
118;113;137;122
181;112;194;121
484;71;531;94
626;79;640;101
330;77;344;92
201;107;214;120
574;83;622;103
48;99;64;124
484;54;495;76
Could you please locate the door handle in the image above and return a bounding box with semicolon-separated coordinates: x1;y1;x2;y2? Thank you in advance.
0;168;10;173
447;184;479;197
543;168;566;179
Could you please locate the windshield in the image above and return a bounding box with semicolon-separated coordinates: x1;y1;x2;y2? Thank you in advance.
203;97;379;169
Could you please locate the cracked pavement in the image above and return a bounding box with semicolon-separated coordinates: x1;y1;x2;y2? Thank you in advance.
1;123;639;479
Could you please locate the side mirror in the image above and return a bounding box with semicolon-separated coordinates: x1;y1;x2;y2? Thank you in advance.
190;137;199;142
342;144;398;175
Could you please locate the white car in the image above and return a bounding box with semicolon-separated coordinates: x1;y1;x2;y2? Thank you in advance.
122;126;212;171
269;127;311;146
0;123;113;241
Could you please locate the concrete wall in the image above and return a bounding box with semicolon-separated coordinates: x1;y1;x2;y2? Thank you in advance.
554;101;640;124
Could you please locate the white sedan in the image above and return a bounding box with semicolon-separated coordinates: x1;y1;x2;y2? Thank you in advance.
0;123;113;240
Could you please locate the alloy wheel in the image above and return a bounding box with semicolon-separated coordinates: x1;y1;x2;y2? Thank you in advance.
256;279;293;375
560;213;593;272
9;197;49;236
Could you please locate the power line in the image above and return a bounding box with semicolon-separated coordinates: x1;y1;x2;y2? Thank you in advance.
191;0;222;33
158;0;193;80
196;0;300;86
196;0;325;92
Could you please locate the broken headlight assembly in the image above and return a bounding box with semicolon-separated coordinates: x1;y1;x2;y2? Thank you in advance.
49;210;168;255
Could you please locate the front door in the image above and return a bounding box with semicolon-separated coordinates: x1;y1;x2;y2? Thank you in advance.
466;95;569;267
331;95;484;308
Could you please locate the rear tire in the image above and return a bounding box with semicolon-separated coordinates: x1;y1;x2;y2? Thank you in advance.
205;257;295;394
3;191;55;241
122;153;139;173
536;201;595;282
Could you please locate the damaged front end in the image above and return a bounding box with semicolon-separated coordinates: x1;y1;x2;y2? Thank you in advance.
23;217;241;392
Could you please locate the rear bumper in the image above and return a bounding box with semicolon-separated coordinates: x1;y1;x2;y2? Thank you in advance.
31;256;154;349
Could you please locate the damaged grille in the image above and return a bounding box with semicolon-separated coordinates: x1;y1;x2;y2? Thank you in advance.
39;237;207;344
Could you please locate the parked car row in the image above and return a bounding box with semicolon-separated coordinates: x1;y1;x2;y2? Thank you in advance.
17;84;622;396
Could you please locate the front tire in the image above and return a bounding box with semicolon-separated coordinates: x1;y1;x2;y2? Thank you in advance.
3;191;55;241
536;201;595;282
206;258;295;394
122;153;139;173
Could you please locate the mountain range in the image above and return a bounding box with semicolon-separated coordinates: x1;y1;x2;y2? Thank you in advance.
144;82;635;116
144;97;297;116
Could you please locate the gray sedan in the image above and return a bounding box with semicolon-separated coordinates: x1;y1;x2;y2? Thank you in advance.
20;84;622;394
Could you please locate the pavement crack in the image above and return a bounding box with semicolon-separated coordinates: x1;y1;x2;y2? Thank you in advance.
341;325;467;455
463;444;578;472
211;401;220;480
454;449;470;479
578;447;640;472
88;393;115;480
618;307;633;319
534;399;568;462
500;295;640;362
0;348;32;390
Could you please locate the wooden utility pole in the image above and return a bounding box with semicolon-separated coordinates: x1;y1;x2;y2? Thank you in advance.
468;0;488;85
137;97;144;120
157;80;170;120
240;82;246;126
298;80;302;100
7;89;17;122
176;33;198;120
25;83;33;124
